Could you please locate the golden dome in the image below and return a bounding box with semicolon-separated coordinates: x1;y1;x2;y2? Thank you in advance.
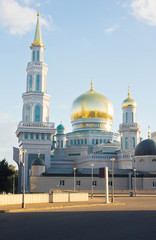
71;83;114;121
122;87;136;108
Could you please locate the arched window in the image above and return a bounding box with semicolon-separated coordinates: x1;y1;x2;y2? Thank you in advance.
100;139;102;144
81;139;83;145
70;140;73;146
96;139;98;144
33;50;35;62
85;139;87;145
92;139;95;145
125;137;128;149
26;106;30;122
131;112;134;123
29;75;32;91
37;50;40;62
35;105;40;122
78;139;80;145
126;112;128;123
61;140;63;148
132;137;135;149
36;75;40;91
74;139;76;145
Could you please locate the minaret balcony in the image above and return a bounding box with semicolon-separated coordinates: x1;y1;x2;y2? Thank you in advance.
119;123;140;132
17;121;55;129
27;62;47;68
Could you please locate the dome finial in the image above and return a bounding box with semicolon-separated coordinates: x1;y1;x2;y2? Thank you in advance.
90;76;93;94
128;83;130;97
38;151;40;158
148;125;151;139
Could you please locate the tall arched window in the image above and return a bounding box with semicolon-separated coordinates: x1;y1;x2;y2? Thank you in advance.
36;75;40;92
26;106;30;122
37;50;40;62
35;105;40;122
132;137;135;149
61;140;63;148
92;139;95;145
33;50;35;62
29;75;32;91
126;112;128;123
125;137;128;149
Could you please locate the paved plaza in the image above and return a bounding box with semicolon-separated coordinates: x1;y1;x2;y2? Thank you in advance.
0;197;156;240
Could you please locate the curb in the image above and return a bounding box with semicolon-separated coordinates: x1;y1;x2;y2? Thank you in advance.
1;202;125;213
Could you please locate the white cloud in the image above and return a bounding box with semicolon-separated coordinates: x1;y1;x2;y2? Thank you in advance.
130;0;156;26
105;25;119;34
0;0;52;36
0;112;13;121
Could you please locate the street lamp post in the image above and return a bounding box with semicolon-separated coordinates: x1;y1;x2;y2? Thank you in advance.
12;173;15;194
73;168;76;192
90;164;94;198
111;158;115;203
133;168;136;197
20;149;27;208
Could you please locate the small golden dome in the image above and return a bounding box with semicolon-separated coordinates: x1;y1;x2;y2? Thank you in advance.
122;87;136;108
71;84;114;121
122;97;136;108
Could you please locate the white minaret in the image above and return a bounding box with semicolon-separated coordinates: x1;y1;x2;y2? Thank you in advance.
16;10;55;189
118;86;141;169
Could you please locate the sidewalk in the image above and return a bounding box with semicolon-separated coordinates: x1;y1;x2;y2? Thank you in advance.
0;197;124;213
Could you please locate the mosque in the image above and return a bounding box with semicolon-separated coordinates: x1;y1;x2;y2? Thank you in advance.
15;11;156;192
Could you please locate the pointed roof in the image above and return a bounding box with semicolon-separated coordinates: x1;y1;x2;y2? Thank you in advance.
31;9;44;48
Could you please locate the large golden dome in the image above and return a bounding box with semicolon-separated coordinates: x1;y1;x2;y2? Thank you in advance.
71;82;114;121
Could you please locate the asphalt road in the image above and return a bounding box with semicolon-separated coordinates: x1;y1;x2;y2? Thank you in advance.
0;207;156;240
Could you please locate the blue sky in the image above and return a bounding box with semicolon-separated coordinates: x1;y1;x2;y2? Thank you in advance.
0;0;156;166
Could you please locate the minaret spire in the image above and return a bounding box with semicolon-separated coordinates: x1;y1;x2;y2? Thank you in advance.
90;76;94;94
128;83;130;98
148;125;151;139
31;6;44;48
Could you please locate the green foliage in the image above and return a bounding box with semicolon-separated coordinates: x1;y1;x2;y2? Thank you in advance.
0;159;18;193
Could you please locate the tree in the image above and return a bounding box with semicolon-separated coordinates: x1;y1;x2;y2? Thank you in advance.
9;164;18;194
0;159;17;193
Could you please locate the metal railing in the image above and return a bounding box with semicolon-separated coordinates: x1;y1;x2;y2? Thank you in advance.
17;121;55;128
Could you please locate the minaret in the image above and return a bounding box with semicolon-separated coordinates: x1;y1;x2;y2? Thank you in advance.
118;86;141;169
16;10;55;190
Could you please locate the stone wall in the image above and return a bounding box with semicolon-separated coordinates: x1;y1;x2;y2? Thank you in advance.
0;194;49;206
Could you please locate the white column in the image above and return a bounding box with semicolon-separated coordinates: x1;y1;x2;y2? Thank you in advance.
105;167;109;203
